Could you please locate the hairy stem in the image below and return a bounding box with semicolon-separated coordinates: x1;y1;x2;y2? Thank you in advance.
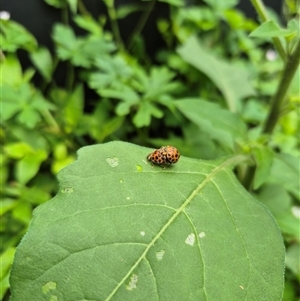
262;39;300;134
250;0;287;62
242;39;300;190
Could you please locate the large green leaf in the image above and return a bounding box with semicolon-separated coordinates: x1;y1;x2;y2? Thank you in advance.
177;36;255;112
10;142;284;300
175;98;247;150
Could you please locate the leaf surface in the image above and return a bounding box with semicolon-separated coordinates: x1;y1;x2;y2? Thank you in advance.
249;20;296;38
177;36;255;112
10;142;284;301
175;98;247;150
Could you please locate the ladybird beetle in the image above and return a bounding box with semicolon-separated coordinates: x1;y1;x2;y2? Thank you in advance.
147;146;180;165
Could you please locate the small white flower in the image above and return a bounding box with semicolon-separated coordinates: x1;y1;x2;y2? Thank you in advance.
0;11;10;20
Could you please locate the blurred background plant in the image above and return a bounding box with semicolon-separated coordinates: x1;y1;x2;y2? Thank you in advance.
1;0;299;300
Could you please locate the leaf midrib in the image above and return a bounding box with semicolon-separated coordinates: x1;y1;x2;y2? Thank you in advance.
105;156;243;300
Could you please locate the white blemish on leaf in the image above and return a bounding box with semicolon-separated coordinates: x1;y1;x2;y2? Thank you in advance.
140;231;145;236
239;285;244;290
106;157;119;167
126;274;138;290
156;249;165;261
126;196;130;200
199;232;205;238
185;233;195;246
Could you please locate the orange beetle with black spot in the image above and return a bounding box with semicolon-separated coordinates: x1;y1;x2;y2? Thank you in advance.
147;146;180;165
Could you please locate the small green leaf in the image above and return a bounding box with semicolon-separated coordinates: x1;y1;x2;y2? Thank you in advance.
0;20;37;52
177;36;255;112
175;98;247;150
142;67;181;100
224;9;257;31
4;142;32;159
0;55;23;86
16;150;48;184
53;23;115;67
12;201;32;225
268;153;300;200
53;143;68;160
252;145;274;189
73;15;103;35
17;107;41;128
0;85;21;120
132;103;152;127
10;142;285;300
256;184;299;237
276;212;300;239
63;85;84;133
89;56;131;91
287;19;300;36
51;143;76;174
133;102;163;127
52;156;76;174
52;24;77;60
242;99;267;123
0;247;16;299
1;82;54;125
30;47;53;81
257;184;291;218
0;199;17;216
1;247;16;280
95;116;125;142
249;20;294;38
21;186;51;206
285;243;300;276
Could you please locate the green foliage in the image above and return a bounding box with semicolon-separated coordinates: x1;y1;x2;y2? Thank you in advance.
0;20;37;52
1;0;299;299
177;36;255;112
10;142;284;300
175;98;247;150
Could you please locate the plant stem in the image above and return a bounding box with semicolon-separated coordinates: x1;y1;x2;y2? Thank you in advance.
241;164;256;191
127;0;156;50
77;0;91;17
66;61;75;91
41;109;61;134
105;0;124;51
241;39;300;190
262;39;300;134
250;0;287;62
